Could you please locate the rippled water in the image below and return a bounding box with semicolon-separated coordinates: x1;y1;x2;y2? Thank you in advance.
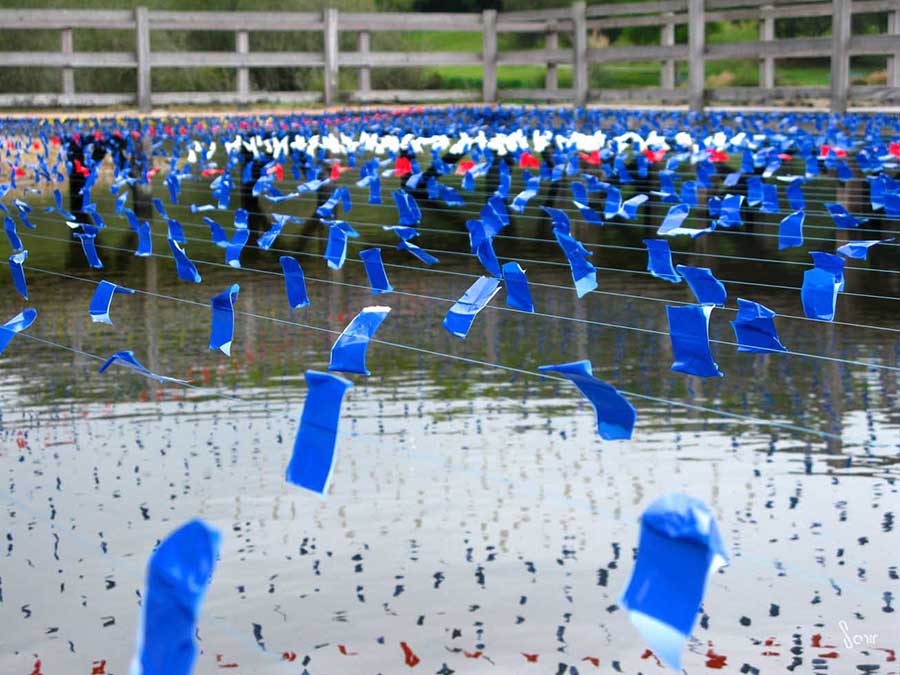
1;161;898;674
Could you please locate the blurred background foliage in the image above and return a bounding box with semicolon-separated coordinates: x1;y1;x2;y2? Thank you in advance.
0;0;890;98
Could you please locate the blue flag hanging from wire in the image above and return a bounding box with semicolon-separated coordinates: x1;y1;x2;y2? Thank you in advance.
443;276;501;339
9;250;28;299
836;238;894;260
0;308;36;356
131;519;221;675
209;284;240;356
644;239;681;283
359;248;393;295
538;360;636;440
730;298;788;353
777;210;805;250
801;267;840;321
285;370;353;496
666;305;723;378
502;261;535;313
676;265;727;306
89;280;135;325
99;351;188;384
328;306;391;375
169;239;202;283
554;229;597;298
619;494;728;671
279;256;310;309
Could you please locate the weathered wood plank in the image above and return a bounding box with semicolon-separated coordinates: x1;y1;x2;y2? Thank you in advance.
706;37;830;59
588;86;690;102
498;88;576;100
497;19;574;33
61;29;75;97
688;0;705;112
149;11;322;31
849;33;900;55
236;31;249;98
760;4;775;89
0;93;135;107
0;9;134;30
661;12;676;89
338;52;481;67
573;1;588;106
135;6;151;113
152;91;322;105
586;0;687;17
150;52;324;68
0;52;137;68
546;24;559;90
323;8;339;106
346;89;480;103
707;85;828;101
497;48;573;66
831;0;851;113
848;84;900;101
357;31;371;94
589;13;687;30
589;44;689;62
498;8;573;22
339;12;482;31
483;9;498;104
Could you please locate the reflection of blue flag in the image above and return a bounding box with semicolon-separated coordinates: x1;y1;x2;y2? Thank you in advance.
0;308;37;356
443;276;501;339
328;306;391;375
132;519;221;675
620;494;728;671
209;284;240;356
666;305;723;378
89;280;135;325
538;360;636;440
279;256;309;309
285;371;353;496
730;298;787;353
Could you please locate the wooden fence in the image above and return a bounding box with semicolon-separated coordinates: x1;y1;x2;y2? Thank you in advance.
0;1;897;114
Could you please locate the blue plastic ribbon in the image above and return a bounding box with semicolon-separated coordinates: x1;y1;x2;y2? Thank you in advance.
666;304;723;378
643;239;681;283
0;308;37;356
398;240;439;266
359;248;393;295
801;267;840;321
285;370;353;495
209;284;240;356
9;250;28;299
730;298;787;353
501;261;534;313
442;276;501;339
89;280;135;325
836;237;894;260
168;239;202;283
620;493;728;671
132;519;221;675
675;265;727;306
328;306;391;375
777;209;805;249
279;256;310;309
554;229;597;298
99;350;188;384
538;360;636;440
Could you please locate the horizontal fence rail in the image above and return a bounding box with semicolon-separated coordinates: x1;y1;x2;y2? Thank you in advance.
0;1;896;112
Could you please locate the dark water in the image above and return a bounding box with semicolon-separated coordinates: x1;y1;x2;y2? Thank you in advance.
0;163;898;674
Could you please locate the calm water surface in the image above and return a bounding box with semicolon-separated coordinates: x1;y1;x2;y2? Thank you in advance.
0;165;898;674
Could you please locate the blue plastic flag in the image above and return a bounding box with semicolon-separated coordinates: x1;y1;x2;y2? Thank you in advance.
574;199;603;225
760;183;779;214
99;350;188;384
166;218;186;244
72;224;103;269
746;176;763;206
360;248;393;295
801;268;840;321
554;229;597;298
14;199;34;230
226;229;249;268
328;306;391;375
383;225;418;242
605;186;647;220
168;239;201;283
620;493;728;671
285;370;353;495
537;360;636;440
89;280;135;324
502;261;534;313
778;210;805;250
811;251;845;292
0;308;36;355
681;181;698;207
541;206;571;234
9;250;27;299
717;194;743;228
510;176;540;213
398;240;439;266
316;186;350;219
644;239;681;283
825;202;866;229
786;179;805;210
134;220;152;257
666;305;723;378
259;213;294;250
443;276;501;339
203;216;229;248
324;222;350;270
675;265;727;306
131;519;221;675
4;215;23;251
730;298;787;353
836;237;894;260
209;284;240;356
234;208;248;230
279;256;310;309
657;203;691;235
393;189;421;225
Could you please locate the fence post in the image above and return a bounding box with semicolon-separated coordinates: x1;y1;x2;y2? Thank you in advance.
482;9;498;103
759;4;774;90
135;6;151;113
660;11;675;89
545;21;559;91
61;28;74;99
358;31;371;94
687;0;705;113
323;8;339;106
572;0;588;106
888;8;899;88
830;0;850;113
236;30;249;99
